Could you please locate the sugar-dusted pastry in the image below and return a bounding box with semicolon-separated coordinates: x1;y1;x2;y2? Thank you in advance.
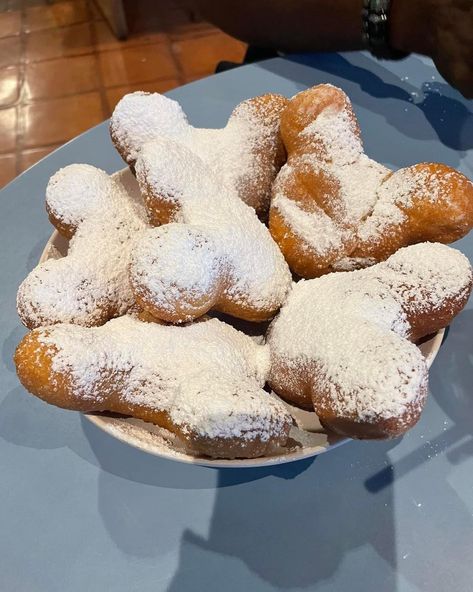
267;243;472;439
269;84;473;277
130;136;292;323
17;165;148;328
15;315;292;459
110;91;288;217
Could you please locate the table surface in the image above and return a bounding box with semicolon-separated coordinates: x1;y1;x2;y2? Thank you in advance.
1;52;472;592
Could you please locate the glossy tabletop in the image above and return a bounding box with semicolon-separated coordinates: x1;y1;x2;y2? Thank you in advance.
1;52;472;592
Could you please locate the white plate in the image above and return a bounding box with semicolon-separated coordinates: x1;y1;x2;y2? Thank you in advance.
39;168;445;468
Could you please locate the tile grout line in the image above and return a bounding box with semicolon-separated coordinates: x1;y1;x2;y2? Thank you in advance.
6;34;170;67
2;0;240;167
0;25;223;67
20;73;184;104
21;140;62;153
87;2;111;119
165;33;186;86
13;0;28;174
0;0;217;181
1;20;216;39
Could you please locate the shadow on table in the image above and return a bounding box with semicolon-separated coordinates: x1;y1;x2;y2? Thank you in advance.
75;397;401;588
80;412;402;590
0;334;434;590
430;311;473;461
0;385;99;462
0;322;99;465
4;305;473;590
257;53;473;163
165;311;473;591
81;416;320;488
365;310;473;493
165;439;399;591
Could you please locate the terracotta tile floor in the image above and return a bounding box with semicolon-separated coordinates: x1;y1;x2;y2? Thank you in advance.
0;0;246;188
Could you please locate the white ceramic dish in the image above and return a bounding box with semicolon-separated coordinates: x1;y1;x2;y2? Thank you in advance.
39;168;445;468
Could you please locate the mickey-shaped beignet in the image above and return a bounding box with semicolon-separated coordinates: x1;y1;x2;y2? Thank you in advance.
267;243;472;439
269;84;473;277
15;315;292;459
110;91;288;217
130;136;292;323
17;165;148;328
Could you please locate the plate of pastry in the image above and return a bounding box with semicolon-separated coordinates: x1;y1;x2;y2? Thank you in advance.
14;84;473;467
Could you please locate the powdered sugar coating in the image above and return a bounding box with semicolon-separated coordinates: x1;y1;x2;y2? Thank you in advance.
273;100;391;264
132;136;292;320
131;224;225;317
17;165;148;328
46;164;119;229
271;85;473;275
110;92;189;164
357;166;462;245
374;242;473;313
332;156;389;221
110;91;287;213
268;243;472;425
38;315;291;442
301;104;364;166
272;190;348;256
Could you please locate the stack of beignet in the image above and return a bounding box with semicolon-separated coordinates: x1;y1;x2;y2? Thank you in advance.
15;85;473;458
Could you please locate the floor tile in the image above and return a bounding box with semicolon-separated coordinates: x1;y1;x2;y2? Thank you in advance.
0;36;21;68
21;92;104;147
25;54;99;99
0;9;21;38
21;0;58;7
89;1;102;20
19;144;59;171
25;22;93;61
5;0;22;10
0;107;16;153
0;0;248;167
98;43;177;87
105;77;179;111
172;32;246;77
18;0;42;6
168;21;217;40
0;153;16;188
93;20;166;51
0;65;19;107
24;0;90;33
125;0;192;34
182;74;208;84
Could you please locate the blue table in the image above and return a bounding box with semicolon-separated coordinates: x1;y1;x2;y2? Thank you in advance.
1;52;472;592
